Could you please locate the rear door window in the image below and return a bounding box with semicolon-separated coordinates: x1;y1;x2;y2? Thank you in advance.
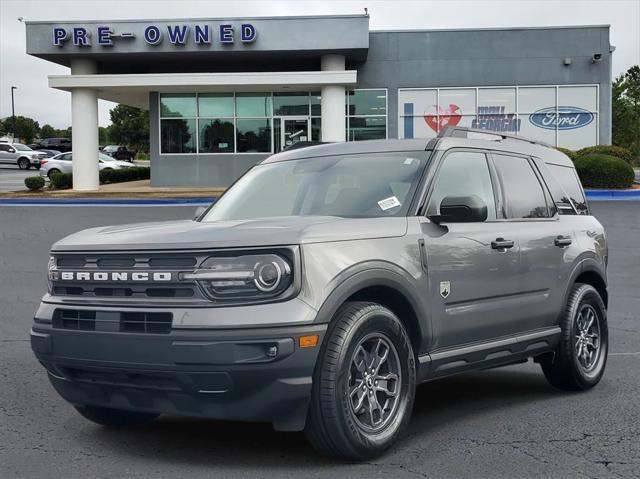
491;154;550;219
547;163;589;215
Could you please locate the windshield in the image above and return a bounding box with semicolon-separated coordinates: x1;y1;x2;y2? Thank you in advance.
99;153;116;161
103;145;118;152
13;144;32;151
201;152;427;221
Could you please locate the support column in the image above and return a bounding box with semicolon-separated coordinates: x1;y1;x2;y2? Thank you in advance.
70;59;99;191
320;55;346;142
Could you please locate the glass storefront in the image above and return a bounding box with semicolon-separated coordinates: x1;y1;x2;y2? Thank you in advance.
159;89;389;154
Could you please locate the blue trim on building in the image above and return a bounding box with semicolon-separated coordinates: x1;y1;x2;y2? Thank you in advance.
585;190;640;200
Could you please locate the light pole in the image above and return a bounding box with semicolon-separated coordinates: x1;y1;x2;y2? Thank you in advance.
11;86;17;141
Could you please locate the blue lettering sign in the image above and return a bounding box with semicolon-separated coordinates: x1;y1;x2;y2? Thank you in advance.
167;25;189;45
97;26;113;46
529;106;594;130
52;27;69;46
194;24;210;44
73;27;90;46
241;23;256;42
144;25;162;45
219;24;234;43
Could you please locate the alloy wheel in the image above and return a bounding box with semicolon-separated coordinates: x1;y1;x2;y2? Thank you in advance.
574;304;601;371
348;333;402;433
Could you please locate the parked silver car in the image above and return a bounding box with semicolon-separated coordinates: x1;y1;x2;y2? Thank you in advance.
0;142;46;169
39;152;139;179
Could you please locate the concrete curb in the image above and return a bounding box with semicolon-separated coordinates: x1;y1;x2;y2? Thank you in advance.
0;190;638;206
586;190;640;200
0;197;216;206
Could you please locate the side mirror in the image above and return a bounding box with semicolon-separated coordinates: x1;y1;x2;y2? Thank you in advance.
430;195;488;223
8;148;15;153
193;206;207;220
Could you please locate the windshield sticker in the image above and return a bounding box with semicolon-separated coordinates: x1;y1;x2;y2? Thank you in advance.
404;157;416;165
378;196;401;211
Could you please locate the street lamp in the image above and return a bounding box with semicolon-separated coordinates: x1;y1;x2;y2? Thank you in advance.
11;86;18;141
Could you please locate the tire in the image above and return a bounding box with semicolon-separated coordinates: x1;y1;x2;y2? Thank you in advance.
17;158;30;170
75;405;159;428
541;283;608;391
47;169;61;179
305;301;416;461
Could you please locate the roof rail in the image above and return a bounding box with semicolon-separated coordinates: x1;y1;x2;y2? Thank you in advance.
438;126;553;148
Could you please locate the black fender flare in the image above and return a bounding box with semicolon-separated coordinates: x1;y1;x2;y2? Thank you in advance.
562;254;608;312
313;261;431;352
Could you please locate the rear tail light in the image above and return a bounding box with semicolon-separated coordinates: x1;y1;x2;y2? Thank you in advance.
40;159;48;165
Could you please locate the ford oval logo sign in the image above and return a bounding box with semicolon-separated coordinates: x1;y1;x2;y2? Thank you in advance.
529;106;594;130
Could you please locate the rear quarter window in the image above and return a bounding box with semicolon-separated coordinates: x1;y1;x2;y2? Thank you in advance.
546;163;589;215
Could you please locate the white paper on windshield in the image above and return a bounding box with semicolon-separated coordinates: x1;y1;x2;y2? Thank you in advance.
404;157;416;165
378;196;401;211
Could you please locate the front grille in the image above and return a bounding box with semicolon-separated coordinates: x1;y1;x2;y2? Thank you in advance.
53;309;173;334
63;367;181;391
51;253;202;301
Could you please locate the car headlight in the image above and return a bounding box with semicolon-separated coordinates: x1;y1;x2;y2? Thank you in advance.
181;253;293;302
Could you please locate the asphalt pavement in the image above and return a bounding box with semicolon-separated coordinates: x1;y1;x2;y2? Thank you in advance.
0;202;638;478
0;166;37;192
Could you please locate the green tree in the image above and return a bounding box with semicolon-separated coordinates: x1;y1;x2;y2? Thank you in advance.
39;124;57;139
0;115;40;142
612;65;640;161
108;104;149;152
98;126;111;145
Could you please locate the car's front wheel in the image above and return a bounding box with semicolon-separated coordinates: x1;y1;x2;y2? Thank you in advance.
305;301;416;460
541;283;608;391
75;405;159;428
17;158;30;170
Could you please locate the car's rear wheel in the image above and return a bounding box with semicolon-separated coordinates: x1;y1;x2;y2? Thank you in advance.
75;405;159;428
540;283;608;391
305;301;416;461
18;158;30;170
47;169;61;179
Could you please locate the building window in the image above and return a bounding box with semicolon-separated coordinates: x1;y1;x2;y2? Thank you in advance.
199;119;234;153
346;89;388;141
159;92;324;154
160;93;197;117
274;92;311;116
398;85;599;149
160;119;197;153
235;93;272;117
236;118;272;152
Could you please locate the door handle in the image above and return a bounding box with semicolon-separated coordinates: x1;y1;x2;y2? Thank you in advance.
554;235;573;247
491;238;514;250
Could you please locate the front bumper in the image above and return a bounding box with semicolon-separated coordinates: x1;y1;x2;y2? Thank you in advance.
31;320;326;431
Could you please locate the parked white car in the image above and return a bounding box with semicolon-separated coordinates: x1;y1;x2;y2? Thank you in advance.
39;152;140;179
0;142;47;169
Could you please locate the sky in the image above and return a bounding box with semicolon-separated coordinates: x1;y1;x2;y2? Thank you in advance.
0;0;639;129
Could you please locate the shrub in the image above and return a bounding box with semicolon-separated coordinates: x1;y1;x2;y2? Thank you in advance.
50;171;73;190
576;145;636;164
99;166;150;184
555;147;577;161
24;176;45;190
574;153;635;189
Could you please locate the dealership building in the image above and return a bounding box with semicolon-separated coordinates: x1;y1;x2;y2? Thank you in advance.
25;15;613;190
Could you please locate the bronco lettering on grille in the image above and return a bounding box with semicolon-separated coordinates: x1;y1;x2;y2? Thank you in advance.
58;272;173;282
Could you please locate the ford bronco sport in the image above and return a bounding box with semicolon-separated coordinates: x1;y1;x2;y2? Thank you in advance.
31;127;608;460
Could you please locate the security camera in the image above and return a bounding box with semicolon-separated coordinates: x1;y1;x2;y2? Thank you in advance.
592;53;602;63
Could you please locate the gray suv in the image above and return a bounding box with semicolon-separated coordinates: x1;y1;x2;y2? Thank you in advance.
31;127;608;460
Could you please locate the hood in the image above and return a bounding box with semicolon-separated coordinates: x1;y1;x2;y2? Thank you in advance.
51;216;408;252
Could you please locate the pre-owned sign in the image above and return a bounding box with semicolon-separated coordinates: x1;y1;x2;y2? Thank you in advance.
52;23;257;47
